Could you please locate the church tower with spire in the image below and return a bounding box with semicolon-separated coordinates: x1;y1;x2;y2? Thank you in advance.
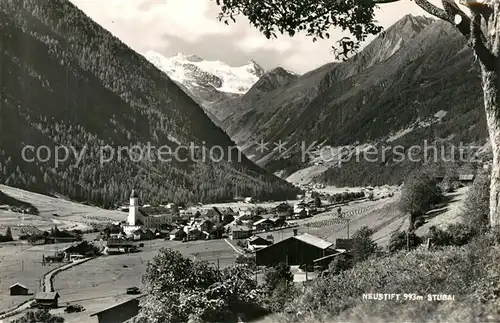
128;189;139;226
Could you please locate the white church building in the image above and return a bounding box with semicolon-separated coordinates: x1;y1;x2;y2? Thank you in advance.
123;189;175;236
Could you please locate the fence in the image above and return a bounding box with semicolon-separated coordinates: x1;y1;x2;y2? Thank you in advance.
303;205;375;228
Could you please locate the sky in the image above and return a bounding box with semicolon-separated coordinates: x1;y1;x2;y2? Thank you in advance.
70;0;445;74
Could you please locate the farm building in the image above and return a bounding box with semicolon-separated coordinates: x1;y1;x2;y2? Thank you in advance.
90;297;140;323
205;207;223;223
231;226;253;240
169;229;186;241
255;233;340;267
253;218;274;231
274;203;293;217
239;214;262;224
9;283;29;295
458;174;475;185
35;292;60;308
247;236;273;251
269;217;286;228
187;229;205;241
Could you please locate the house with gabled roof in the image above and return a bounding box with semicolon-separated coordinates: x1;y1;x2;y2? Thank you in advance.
247;236;273;251
10;282;29;295
255;233;343;267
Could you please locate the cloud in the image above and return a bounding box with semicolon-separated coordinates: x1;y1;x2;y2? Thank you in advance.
70;0;456;74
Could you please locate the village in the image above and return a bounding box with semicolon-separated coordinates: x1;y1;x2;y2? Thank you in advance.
0;170;477;323
0;182;407;323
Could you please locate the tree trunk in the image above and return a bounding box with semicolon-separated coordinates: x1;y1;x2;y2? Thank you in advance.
482;5;500;229
482;58;500;228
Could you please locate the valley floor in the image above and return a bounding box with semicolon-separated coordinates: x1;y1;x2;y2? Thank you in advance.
0;184;468;322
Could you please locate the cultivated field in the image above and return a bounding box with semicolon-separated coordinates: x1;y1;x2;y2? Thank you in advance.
255;187;468;248
51;238;240;322
0;242;75;312
0;185;126;232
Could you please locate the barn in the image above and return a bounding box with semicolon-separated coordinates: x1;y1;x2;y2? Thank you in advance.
255;233;339;267
9;283;29;296
35;292;60;308
90;297;140;323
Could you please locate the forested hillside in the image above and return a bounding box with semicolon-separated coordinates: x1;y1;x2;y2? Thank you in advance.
0;0;299;207
219;15;487;185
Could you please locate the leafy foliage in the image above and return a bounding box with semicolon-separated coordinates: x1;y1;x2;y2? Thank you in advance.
327;254;352;275
387;230;423;253
0;226;14;242
426;224;478;247
213;0;383;60
263;263;294;293
283;231;500;322
12;310;64;323
461;171;490;231
350;226;380;264
399;170;443;229
141;248;265;322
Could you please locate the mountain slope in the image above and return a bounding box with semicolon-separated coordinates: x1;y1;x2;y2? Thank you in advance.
144;51;266;121
218;14;486;185
0;0;299;207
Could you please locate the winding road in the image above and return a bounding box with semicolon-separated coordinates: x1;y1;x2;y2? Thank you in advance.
0;258;92;320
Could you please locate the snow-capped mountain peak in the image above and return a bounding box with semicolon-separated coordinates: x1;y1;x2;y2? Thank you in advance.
143;50;265;95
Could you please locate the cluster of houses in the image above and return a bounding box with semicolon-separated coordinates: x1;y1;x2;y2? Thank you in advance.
100;190;328;251
104;190;237;245
229;200;319;239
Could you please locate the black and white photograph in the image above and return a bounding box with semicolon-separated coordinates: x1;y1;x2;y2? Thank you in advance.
0;0;499;322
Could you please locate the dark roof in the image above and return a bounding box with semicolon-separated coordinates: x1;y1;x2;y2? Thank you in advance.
139;206;173;217
90;298;140;317
130;189;138;198
256;234;334;253
232;226;253;232
253;218;273;225
294;234;333;249
205;207;222;217
35;292;59;300
248;236;271;244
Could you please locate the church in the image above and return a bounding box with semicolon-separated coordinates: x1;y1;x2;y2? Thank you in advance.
123;189;175;236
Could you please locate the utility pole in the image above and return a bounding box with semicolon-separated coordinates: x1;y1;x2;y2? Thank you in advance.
406;214;411;252
217;258;220;270
346;219;350;239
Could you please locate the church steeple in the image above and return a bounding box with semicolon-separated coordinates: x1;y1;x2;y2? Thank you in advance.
128;189;139;226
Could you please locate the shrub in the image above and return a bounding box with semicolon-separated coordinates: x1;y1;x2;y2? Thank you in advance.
264;263;293;292
461;172;490;232
0;226;14;243
284;235;500;322
12;309;64;323
266;281;298;313
414;216;425;229
235;255;256;270
327;254;352;275
427;224;478;247
350;226;380;264
141;248;265;322
400;170;443;230
387;230;423;253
